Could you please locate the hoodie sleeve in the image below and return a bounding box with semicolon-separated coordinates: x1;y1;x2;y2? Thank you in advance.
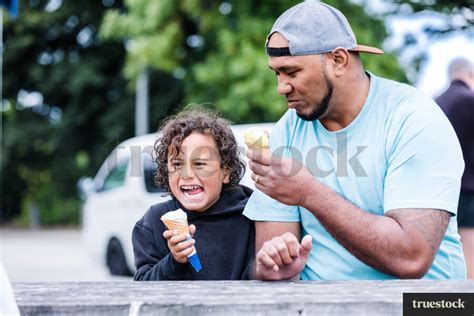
132;216;189;281
240;221;256;280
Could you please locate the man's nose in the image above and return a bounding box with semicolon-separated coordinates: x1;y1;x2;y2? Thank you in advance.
278;80;292;95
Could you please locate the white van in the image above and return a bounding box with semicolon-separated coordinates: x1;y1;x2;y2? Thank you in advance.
78;123;273;276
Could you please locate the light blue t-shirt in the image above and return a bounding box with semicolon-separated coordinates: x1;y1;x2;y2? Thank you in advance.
244;73;466;280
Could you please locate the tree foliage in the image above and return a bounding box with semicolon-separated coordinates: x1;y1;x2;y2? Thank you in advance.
387;0;472;30
100;0;408;123
2;0;413;225
1;0;182;224
372;0;473;75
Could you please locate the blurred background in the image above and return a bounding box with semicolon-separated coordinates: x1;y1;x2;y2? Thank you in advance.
0;0;473;282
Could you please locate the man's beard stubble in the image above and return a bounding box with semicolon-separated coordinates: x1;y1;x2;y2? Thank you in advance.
296;59;334;121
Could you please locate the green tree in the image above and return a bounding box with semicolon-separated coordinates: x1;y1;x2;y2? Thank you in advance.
2;0;428;225
1;0;183;224
386;0;472;34
100;0;408;123
369;0;473;76
2;0;129;224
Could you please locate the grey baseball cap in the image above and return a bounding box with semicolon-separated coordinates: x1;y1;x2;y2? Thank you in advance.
266;1;384;57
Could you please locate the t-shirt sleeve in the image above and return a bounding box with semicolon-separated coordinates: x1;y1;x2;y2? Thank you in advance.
383;92;464;215
243;190;301;221
243;111;301;222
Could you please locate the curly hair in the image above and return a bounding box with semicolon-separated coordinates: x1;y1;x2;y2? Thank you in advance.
153;108;245;192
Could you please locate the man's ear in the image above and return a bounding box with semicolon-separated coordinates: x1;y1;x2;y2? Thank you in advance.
330;47;350;76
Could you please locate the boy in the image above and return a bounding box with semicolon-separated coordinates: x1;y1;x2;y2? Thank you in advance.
132;109;254;280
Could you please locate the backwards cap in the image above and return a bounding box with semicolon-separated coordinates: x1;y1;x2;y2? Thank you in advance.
266;1;384;57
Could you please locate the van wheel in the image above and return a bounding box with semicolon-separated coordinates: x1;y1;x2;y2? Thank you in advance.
106;239;132;276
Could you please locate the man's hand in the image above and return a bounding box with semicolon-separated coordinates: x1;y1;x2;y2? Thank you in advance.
162;224;196;263
247;148;315;206
255;233;312;280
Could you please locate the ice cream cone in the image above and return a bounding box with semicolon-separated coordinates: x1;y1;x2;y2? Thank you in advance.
160;209;202;272
244;127;270;150
161;208;189;233
161;218;189;234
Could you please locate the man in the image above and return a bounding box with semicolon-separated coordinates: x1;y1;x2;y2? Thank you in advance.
244;1;466;280
436;58;474;278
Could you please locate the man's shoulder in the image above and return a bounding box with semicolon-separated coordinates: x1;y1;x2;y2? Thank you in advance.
269;110;300;146
150;199;174;213
373;75;439;119
372;74;420;104
274;109;297;129
453;83;474;103
436;81;474;113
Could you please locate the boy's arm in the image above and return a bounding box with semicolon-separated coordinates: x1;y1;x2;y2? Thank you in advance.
240;222;256;280
132;222;188;281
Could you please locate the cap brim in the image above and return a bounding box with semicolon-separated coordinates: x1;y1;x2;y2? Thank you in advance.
350;45;384;55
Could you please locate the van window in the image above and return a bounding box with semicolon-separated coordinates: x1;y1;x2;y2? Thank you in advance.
100;161;128;192
143;158;167;193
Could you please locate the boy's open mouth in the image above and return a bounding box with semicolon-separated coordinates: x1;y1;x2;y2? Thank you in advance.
180;185;204;196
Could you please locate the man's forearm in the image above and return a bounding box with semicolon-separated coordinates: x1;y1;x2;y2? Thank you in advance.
300;179;437;278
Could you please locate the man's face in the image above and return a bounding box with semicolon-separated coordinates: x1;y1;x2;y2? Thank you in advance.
267;33;334;121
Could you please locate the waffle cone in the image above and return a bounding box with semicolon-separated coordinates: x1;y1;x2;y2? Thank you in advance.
161;218;189;234
248;145;271;154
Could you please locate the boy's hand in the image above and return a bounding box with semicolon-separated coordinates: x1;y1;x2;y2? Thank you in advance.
163;224;196;264
255;233;312;280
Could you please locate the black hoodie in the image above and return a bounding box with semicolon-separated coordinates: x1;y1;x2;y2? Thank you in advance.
132;185;255;280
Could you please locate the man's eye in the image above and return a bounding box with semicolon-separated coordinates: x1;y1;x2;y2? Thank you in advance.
288;70;298;77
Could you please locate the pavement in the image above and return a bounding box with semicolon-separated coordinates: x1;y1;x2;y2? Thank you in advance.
0;228;130;282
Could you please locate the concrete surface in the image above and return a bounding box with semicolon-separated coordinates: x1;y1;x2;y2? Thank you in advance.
0;229;129;282
12;280;474;315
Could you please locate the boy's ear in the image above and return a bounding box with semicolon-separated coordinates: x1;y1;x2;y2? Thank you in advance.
222;168;231;184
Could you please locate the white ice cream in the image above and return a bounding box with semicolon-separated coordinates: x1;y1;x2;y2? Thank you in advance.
244;128;270;149
161;208;187;221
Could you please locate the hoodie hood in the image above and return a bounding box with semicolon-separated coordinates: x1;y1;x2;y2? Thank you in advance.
166;185;253;220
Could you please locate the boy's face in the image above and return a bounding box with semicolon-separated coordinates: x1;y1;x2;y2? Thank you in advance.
167;132;230;212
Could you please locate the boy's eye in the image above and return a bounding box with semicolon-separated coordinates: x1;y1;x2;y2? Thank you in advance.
171;161;182;168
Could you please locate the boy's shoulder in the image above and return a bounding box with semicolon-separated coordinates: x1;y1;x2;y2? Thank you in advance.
138;199;177;229
238;184;253;198
149;199;177;216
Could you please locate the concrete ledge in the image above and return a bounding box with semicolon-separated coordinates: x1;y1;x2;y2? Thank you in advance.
13;280;474;315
